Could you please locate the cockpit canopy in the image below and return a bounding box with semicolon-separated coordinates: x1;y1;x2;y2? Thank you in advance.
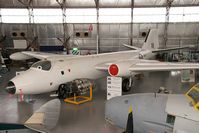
31;60;51;71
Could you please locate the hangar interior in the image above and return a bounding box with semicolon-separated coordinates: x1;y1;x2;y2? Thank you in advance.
0;0;199;133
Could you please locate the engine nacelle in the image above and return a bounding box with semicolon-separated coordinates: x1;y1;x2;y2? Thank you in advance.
108;62;134;77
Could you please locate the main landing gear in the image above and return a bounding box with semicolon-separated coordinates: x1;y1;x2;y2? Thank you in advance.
122;77;133;92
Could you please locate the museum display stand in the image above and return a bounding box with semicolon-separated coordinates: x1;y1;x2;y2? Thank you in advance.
185;83;199;112
64;85;93;105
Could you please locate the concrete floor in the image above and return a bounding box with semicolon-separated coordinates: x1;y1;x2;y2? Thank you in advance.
0;67;198;133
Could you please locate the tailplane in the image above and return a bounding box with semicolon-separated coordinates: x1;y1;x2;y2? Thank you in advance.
142;29;159;50
123;29;194;52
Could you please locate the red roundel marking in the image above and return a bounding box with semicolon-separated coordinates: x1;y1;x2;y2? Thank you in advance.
109;64;119;76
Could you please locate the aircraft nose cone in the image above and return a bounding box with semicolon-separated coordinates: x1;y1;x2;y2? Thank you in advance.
5;81;16;94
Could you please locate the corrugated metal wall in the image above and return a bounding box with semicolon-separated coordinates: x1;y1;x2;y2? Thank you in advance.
2;23;199;52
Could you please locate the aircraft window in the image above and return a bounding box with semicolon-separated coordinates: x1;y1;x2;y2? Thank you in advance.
166;114;175;125
37;66;42;70
32;61;51;71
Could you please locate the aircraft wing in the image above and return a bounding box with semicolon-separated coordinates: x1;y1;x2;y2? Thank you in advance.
95;62;114;70
22;51;56;59
0;99;60;132
96;59;199;76
10;51;58;60
10;51;78;60
24;99;61;133
129;62;199;71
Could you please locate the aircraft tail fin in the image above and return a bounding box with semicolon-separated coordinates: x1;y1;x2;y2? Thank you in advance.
142;29;159;50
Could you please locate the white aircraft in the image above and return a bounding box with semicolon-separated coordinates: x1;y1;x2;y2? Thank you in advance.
6;29;199;98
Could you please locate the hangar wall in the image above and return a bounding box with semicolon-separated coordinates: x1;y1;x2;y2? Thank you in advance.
1;23;199;53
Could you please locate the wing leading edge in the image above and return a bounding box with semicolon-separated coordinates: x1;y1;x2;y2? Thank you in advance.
95;59;199;76
129;62;199;72
10;51;79;60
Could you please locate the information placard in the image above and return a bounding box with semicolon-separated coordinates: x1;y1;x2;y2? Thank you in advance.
107;76;122;100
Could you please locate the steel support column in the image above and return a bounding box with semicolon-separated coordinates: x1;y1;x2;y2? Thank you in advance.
28;4;35;38
130;0;134;46
0;9;2;36
57;0;70;54
164;0;173;48
18;0;35;37
95;0;100;54
18;0;39;51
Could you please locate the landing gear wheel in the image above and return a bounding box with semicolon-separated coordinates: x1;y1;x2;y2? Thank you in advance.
0;67;8;74
122;78;131;92
58;84;67;99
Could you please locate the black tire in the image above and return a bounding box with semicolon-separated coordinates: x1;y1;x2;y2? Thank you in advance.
122;78;131;92
0;67;8;74
58;84;67;99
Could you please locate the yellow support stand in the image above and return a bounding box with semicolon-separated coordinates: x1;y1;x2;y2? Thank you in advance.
64;85;93;105
185;83;199;113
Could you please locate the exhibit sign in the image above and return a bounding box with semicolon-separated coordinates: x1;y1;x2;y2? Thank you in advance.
181;70;195;82
107;76;122;100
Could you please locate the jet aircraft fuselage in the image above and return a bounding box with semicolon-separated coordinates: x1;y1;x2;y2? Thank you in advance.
8;50;154;94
